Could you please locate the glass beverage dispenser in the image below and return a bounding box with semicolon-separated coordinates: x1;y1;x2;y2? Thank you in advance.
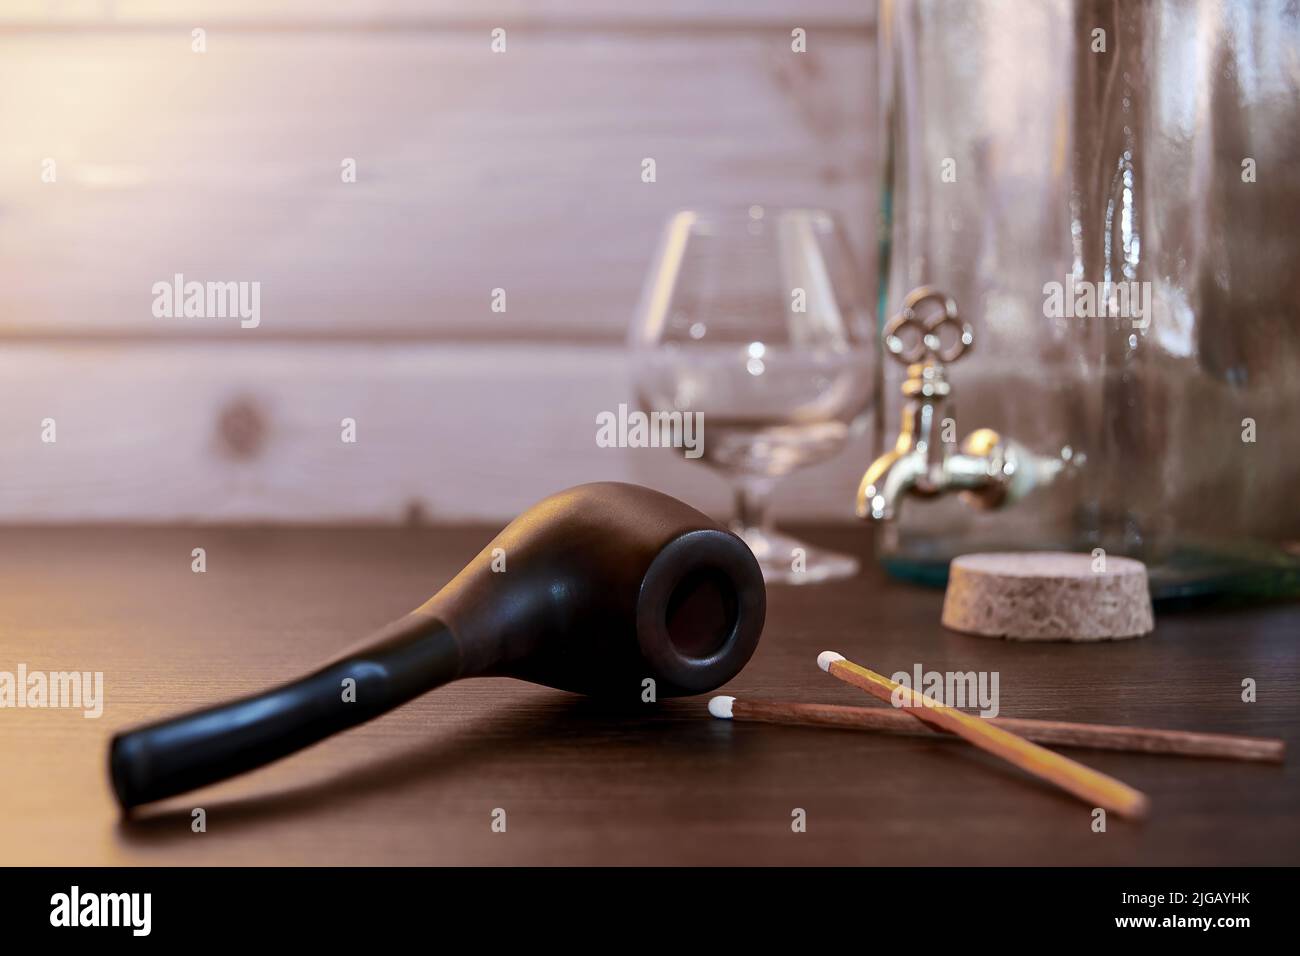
867;0;1300;599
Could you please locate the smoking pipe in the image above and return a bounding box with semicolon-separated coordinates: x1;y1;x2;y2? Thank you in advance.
109;482;765;809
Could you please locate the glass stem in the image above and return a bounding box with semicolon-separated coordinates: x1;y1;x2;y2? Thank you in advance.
732;477;776;537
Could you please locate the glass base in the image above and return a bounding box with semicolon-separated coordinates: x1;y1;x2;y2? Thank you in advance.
881;549;1300;604
732;524;860;585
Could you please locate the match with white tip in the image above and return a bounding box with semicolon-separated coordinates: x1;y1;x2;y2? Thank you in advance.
817;651;845;672
708;695;735;719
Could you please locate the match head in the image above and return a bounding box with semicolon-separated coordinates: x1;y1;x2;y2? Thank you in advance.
817;651;845;672
708;695;735;719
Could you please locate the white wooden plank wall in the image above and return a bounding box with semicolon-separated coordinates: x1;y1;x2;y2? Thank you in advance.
0;1;879;523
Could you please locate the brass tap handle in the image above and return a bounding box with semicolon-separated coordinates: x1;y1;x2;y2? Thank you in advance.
883;286;974;366
860;285;1074;523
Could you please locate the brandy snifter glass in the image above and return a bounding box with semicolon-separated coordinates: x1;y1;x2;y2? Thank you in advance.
630;206;876;584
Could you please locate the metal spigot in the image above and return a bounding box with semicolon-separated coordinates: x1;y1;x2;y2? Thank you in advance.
857;287;1075;522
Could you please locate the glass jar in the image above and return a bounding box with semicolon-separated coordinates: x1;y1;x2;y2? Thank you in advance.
874;0;1300;599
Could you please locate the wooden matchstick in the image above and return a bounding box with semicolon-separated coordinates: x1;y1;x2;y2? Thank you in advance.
707;697;1285;763
816;651;1151;819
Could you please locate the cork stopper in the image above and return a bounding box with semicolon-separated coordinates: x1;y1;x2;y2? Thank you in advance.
941;552;1153;641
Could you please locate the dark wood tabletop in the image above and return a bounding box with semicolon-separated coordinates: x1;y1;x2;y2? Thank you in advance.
2;525;1296;866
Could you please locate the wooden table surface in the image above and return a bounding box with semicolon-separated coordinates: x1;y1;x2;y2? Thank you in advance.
2;525;1297;866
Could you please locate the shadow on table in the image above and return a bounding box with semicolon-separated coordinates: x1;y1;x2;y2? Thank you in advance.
114;695;730;844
